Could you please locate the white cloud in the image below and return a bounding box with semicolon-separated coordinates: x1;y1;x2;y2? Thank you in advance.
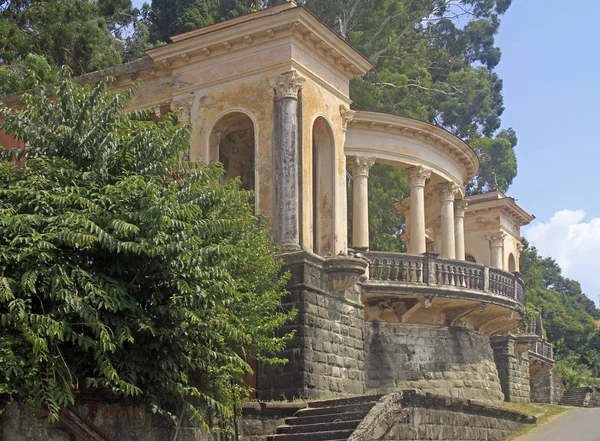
524;209;600;305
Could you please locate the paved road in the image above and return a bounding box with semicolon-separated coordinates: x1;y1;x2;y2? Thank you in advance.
516;408;600;441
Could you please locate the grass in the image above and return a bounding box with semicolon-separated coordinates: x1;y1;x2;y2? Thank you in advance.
504;402;570;440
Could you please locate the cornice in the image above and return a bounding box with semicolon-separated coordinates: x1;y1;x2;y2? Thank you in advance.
465;197;535;226
146;6;372;80
348;111;479;182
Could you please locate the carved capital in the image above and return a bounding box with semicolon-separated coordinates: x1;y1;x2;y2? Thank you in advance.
437;182;460;202
454;200;468;217
517;242;524;252
486;231;507;247
404;166;431;187
268;70;306;100
347;156;376;177
170;94;194;124
339;104;355;132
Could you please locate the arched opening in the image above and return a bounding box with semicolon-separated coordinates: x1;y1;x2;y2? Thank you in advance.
508;253;516;272
465;253;477;263
312;117;335;256
209;112;255;193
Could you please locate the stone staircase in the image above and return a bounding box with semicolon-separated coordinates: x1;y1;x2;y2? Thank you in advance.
559;387;589;407
266;394;382;441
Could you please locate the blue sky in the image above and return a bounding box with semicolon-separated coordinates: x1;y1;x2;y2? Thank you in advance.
494;0;600;305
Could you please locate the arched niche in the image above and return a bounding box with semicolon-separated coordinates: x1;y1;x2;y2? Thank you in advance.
508;253;516;272
209;112;256;193
465;253;477;263
312;117;335;256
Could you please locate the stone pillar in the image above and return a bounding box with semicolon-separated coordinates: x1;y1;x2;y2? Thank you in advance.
170;93;195;160
437;182;460;259
404;166;431;254
348;156;376;250
268;71;306;251
487;232;507;269
454;200;468;261
491;336;531;403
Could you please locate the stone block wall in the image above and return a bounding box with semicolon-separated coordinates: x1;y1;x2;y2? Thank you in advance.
588;387;600;407
529;364;564;404
257;251;366;400
491;337;531;402
364;323;505;402
239;402;306;441
348;391;534;441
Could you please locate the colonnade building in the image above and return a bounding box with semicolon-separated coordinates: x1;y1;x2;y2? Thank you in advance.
1;2;560;405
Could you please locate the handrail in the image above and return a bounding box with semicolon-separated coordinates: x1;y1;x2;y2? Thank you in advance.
364;251;525;306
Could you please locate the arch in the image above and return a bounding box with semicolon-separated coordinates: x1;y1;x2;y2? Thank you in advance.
312;116;335;256
508;253;516;273
465;253;477;263
208;111;256;194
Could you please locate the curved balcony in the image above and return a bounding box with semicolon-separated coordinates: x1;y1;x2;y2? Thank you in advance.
361;251;525;335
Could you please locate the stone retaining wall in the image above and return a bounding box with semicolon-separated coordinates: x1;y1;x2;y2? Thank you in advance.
588;387;600;407
348;390;534;441
529;364;563;404
491;337;530;403
364;323;505;402
239;402;306;441
257;252;366;400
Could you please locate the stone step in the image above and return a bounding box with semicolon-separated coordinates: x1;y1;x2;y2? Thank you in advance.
277;419;362;434
267;429;355;441
294;402;374;418
307;394;383;408
285;410;368;426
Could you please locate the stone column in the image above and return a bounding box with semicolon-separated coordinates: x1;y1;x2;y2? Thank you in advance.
268;70;306;251
437;182;460;259
487;232;507;269
348;156;376;250
404;166;432;254
454;200;468;261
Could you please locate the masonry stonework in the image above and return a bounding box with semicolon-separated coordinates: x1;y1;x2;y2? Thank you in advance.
257;252;366;400
365;323;505;402
491;337;531;403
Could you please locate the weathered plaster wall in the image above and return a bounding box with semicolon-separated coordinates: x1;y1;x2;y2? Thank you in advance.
364;323;505;402
257;252;366;400
491;337;531;403
299;76;349;255
348;391;533;441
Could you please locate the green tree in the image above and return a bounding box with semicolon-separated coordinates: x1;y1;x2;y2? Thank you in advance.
0;74;293;426
148;0;257;43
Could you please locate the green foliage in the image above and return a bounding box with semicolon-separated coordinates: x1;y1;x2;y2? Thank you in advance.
148;0;257;43
0;74;294;426
0;54;59;96
520;239;600;381
556;353;600;388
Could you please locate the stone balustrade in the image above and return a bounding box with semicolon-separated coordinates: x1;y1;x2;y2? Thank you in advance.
531;340;554;361
364;251;525;308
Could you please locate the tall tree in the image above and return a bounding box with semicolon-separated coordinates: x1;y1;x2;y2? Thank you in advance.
0;74;293;425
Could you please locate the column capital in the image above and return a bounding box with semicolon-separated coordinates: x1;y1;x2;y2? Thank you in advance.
339;104;355;132
437;182;460;202
268;70;306;100
517;242;524;252
454;200;468;217
486;231;507;247
347;156;376;177
404;166;432;188
170;93;194;124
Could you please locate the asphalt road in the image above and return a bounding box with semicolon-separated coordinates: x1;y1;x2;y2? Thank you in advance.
516;408;600;441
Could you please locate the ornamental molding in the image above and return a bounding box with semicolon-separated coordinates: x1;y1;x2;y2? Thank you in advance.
486;231;507;246
268;70;306;100
347;156;376;177
340;105;355;132
170;94;194;124
454;200;468;217
404;166;432;187
437;182;460;202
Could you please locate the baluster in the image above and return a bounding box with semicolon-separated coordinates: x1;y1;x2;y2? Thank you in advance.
382;259;390;280
457;267;465;287
389;260;398;281
416;261;423;283
436;263;443;285
400;260;408;281
372;259;380;280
